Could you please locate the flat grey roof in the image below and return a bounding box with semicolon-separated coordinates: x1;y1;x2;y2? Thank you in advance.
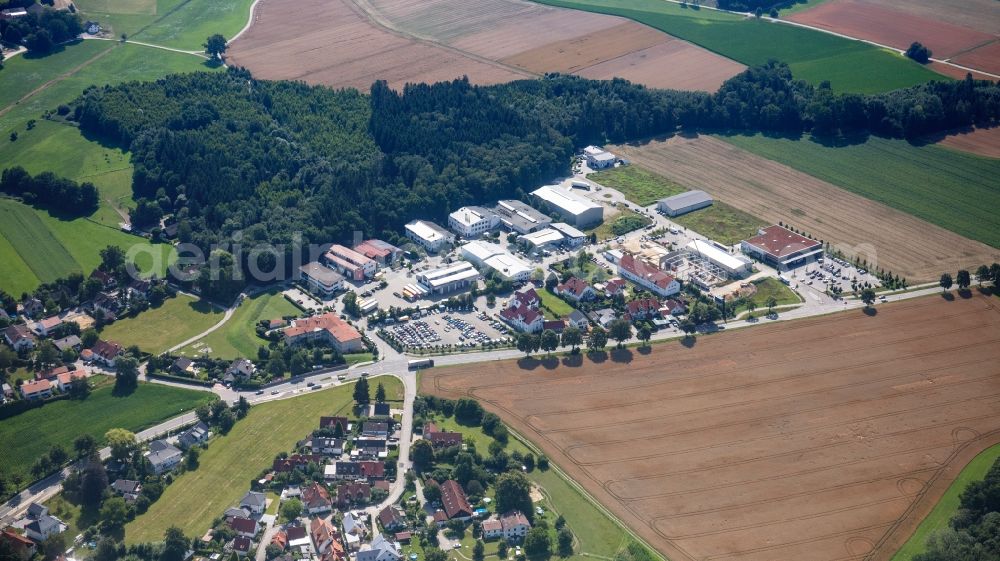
659;190;713;209
300;261;345;284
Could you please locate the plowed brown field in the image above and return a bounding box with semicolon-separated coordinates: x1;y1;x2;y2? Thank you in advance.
952;40;1000;76
852;0;1000;36
422;294;1000;561
609;134;1000;282
937;127;1000;159
228;0;744;92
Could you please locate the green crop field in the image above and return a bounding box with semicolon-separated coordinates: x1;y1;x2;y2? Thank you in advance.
672;201;768;246
179;290;300;360
0;382;215;494
130;0;255;51
125;377;404;543
0;40;113;110
591;165;687;206
719;134;1000;249
532;0;944;93
100;294;224;354
891;443;1000;561
74;0;179;40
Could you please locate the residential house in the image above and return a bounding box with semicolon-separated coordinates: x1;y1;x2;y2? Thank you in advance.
3;324;36;352
240;491;267;515
52;335;81;352
36;366;70;381
662;298;687;316
283;313;364;354
625;298;661;322
177;422;210;449
224;358;256;384
310;517;337;554
541;319;565;333
146;440;183;474
342;512;367;551
567;309;589;330
618;253;680;298
127;279;152;301
423;423;463;448
554;277;595;302
269;531;287;552
604;278;627;297
272;454;324;473
311;437;345;456
325;461;383;481
31;315;64;337
229;516;259;538
440;480;473;521
377;507;406;533
588;308;617;328
352;439;387;459
481;518;503;540
286;525;310;550
499;302;543;334
232;536;253;557
0;529;37;560
24;508;66;542
89;339;123;367
20;298;44;318
500;511;531;541
361;422;389;439
301;482;333;514
319;416;349;434
20;379;53;401
89;270;117;290
172;357;195;375
335;482;371;508
371;403;391;418
91;292;122;321
225;507;251;522
356;535;400;561
55;371;85;392
111;480;143;502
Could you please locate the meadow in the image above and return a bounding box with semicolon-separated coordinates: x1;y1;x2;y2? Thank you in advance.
719;134;1000;249
125;377;403;543
672;202;767;246
0;382;215;493
591;165;686;206
890;442;1000;561
532;0;944;93
179;290;300;360
74;0;254;51
732;277;803;316
99;294;224;354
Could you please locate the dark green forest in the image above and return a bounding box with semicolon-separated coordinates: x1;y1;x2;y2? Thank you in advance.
66;63;999;290
914;457;1000;561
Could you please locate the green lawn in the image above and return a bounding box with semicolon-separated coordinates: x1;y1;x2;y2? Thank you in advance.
0;383;215;494
590;165;686;206
538;288;577;319
125;377;404;543
719;134;1000;249
671;201;768;246
532;0;944;93
179;290;299;360
100;294;224;354
890;442;1000;561
591;208;652;241
734;277;802;315
0;40;114;110
130;0;255;51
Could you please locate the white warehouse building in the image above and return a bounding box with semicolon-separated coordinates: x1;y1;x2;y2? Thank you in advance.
448;206;500;238
658;190;713;217
531;185;604;228
583;145;616;169
416;261;480;295
461;240;532;283
686;239;752;278
405;220;454;253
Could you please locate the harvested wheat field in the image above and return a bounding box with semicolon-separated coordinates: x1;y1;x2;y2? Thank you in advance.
851;0;1000;36
952;40;1000;77
936;127;1000;159
609;135;1000;282
423;294;1000;561
788;0;997;61
226;0;528;91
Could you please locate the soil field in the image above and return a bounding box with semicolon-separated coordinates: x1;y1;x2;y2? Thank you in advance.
226;0;527;91
609;134;1000;282
422;293;1000;561
952;40;1000;77
936;127;1000;159
852;0;1000;36
788;0;996;60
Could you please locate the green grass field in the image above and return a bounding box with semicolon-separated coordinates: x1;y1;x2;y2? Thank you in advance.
539;288;577;319
719;134;1000;249
672;201;768;246
129;0;254;50
591;208;652;241
179;291;299;360
100;294;224;354
590;165;687;206
891;442;1000;561
125;377;404;543
533;0;944;93
0;40;113;110
734;277;802;315
0;382;215;492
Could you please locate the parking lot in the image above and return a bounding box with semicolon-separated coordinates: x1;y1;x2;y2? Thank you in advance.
791;254;882;294
384;307;512;350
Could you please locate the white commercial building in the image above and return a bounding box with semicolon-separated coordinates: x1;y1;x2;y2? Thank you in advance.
531;185;603;228
549;222;587;247
461;241;532;282
583;145;616;169
686;240;752;278
658;190;713;217
493;200;551;234
416;262;480;295
299;262;345;297
405;220;454;253
519;228;564;251
448;206;500;238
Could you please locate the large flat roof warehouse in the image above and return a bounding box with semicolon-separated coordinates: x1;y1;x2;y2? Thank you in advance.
449;206;496;228
461;240;532;281
417;262;480;290
686;239;751;275
493;200;551;233
549;222;586;239
406;220;451;243
532;185;601;216
521;228;565;247
658;190;713;216
744;225;822;258
300;262;345;284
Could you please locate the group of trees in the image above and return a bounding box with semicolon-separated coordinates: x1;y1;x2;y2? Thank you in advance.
914;457;1000;561
194;395;250;434
0;5;83;54
941;264;1000;293
0;166;100;216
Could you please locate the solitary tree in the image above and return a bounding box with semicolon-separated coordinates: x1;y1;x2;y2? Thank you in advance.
905;41;932;63
473;540;485;561
517;333;538;357
940;273;953;293
560;326;582;353
100;497;128;530
746;300;757;318
557;527;574;557
637;325;651;348
280;498;303;522
766;295;778;315
975;265;990;286
113;356;139;394
204;34;228;61
956;269;971;291
540;329;559;355
374;382;386;403
587;327;607;352
523;527;552;561
411;439;435;470
679;318;696;340
860;288;876;308
353;375;370;406
161;527;189;561
608;318;632;349
495;471;533;521
105;428;136;463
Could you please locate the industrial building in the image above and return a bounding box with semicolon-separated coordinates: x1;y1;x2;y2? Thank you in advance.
354;239;403;267
448;206;500;238
461;241;532;282
493;200;551;234
583;145;616;169
531;185;603;228
324;244;376;280
549;222;587;247
519;228;565;252
741;225;823;270
416;262;480;295
685;239;752;278
405;220;454;253
657;190;713;217
299;262;345;297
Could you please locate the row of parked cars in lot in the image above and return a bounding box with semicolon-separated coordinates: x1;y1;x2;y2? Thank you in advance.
388;320;442;349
